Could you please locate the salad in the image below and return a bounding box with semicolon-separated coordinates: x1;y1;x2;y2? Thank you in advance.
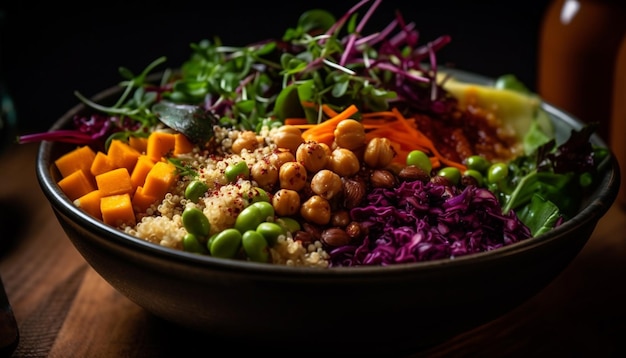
20;0;609;267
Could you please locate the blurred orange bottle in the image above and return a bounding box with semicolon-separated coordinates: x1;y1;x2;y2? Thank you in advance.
537;0;626;144
610;34;626;208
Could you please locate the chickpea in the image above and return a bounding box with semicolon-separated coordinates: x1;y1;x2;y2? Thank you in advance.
333;119;366;150
300;195;331;225
272;189;301;216
328;148;360;177
231;130;258;154
310;169;342;200
269;148;295;169
250;158;279;190
363;137;396;169
279;161;307;191
296;141;328;173
272;125;304;153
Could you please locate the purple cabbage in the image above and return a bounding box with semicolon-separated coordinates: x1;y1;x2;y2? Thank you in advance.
329;180;532;267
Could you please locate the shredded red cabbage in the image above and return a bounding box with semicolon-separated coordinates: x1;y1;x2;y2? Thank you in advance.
330;180;532;267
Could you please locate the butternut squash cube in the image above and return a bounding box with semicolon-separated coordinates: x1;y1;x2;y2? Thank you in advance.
129;136;148;154
130;155;156;190
101;193;135;227
142;161;178;199
74;190;103;220
131;186;158;213
90;151;115;177
95;168;133;197
147;131;176;162
55;145;96;178
58;169;96;201
174;133;194;155
107;139;141;173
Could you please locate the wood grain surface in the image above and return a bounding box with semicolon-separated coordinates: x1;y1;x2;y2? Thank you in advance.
1;143;624;358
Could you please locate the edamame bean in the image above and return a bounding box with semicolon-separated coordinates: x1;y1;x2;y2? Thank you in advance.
210;228;242;258
250;187;270;203
183;233;208;254
256;222;286;246
252;201;275;221
436;167;461;186
462;169;484;187
487;163;509;184
185;180;209;203
242;230;270;263
276;217;300;233
406;150;432;173
182;207;211;237
234;204;263;233
225;161;250;182
465;155;491;173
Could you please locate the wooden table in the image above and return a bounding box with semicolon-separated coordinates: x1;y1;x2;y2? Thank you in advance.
1;142;625;357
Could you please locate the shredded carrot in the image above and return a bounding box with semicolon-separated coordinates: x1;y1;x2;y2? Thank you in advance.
301;104;359;142
284;118;309;126
282;103;466;171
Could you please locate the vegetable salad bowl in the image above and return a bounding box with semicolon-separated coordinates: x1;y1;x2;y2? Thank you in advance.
35;70;620;355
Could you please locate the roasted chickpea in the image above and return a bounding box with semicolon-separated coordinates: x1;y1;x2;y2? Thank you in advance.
272;189;301;216
231;130;258;154
272;125;304;153
279;161;307;191
269;148;295;169
300;195;331;225
364;137;396;169
328;148;360;177
296;141;328;173
333;119;366;150
251;158;279;190
310;169;342;200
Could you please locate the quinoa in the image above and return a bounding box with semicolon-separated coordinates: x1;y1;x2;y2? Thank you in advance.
123;126;332;268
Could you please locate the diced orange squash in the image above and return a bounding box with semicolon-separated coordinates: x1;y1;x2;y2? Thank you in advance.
131;186;158;213
130;155;156;190
129;136;148;153
142;161;178;199
174;133;194;155
74;189;103;220
146;131;176;162
58;170;97;201
95;168;133;197
107;139;141;173
101;193;135;227
55;145;97;178
90;151;115;177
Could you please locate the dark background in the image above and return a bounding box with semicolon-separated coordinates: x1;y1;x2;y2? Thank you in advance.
1;0;549;134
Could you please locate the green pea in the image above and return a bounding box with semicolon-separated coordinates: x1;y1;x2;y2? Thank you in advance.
185;180;209;203
242;230;270;263
579;172;593;187
182;207;211;237
436;167;461;186
250;187;270;203
406;150;432;173
183;233;208;254
276;217;300;233
209;228;242;259
252;201;275;220
256;222;286;246
225;161;249;182
487;163;509;184
234;205;263;233
462;169;484;187
465;155;491;173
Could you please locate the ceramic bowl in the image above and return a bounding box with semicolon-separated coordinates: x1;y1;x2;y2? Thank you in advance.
35;70;620;355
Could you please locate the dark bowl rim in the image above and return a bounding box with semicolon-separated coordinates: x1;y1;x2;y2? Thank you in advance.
35;68;621;277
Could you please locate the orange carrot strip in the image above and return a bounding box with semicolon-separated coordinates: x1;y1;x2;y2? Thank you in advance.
301;105;359;142
284;118;309;126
